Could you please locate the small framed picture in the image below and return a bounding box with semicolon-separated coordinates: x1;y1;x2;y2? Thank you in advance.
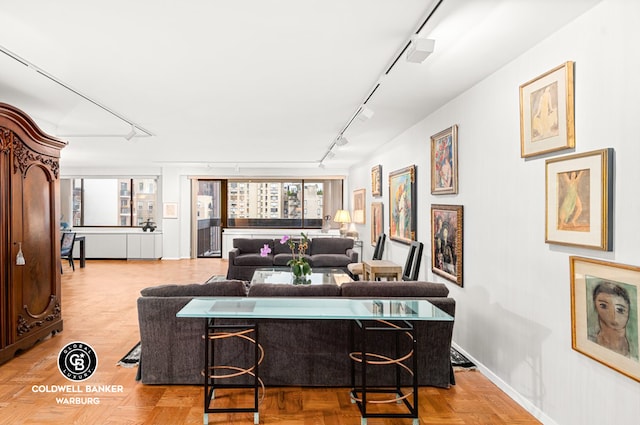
570;256;640;382
389;165;417;244
545;148;613;251
371;164;382;197
353;189;366;224
371;202;384;246
163;202;178;219
520;61;575;158
430;125;458;195
431;204;463;286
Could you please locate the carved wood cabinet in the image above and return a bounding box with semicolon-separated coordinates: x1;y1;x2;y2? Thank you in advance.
0;103;66;365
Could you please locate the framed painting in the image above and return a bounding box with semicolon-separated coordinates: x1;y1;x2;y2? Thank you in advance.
163;202;178;219
430;125;458;194
371;164;382;197
353;189;366;224
371;202;384;246
431;204;463;286
520;61;575;158
388;165;416;244
545;148;613;251
570;256;640;382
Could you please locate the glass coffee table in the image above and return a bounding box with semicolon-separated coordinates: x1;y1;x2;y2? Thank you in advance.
251;267;352;286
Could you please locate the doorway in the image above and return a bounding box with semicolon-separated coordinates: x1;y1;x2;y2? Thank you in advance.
193;180;225;258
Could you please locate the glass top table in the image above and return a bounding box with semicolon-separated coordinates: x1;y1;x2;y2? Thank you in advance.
177;297;453;322
251;267;352;286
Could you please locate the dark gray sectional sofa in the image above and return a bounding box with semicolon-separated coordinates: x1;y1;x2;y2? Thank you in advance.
226;237;359;281
137;279;456;389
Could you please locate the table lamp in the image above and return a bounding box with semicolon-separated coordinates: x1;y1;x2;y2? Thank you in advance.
333;209;351;237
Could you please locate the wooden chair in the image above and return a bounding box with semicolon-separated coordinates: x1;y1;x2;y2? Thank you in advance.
347;234;386;280
402;241;423;281
60;232;76;273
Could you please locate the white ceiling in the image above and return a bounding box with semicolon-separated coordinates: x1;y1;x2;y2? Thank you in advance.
0;0;600;171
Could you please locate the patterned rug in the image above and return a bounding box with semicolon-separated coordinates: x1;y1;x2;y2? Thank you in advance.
451;346;476;370
117;342;141;368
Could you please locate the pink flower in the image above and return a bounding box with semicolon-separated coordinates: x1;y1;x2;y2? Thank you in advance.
260;244;272;257
280;235;290;244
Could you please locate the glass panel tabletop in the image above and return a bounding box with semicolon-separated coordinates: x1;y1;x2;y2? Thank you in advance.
251;267;352;286
177;297;453;322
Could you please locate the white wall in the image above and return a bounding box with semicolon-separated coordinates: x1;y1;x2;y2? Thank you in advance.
347;1;640;423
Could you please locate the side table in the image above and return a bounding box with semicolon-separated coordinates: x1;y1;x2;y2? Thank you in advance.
362;260;402;281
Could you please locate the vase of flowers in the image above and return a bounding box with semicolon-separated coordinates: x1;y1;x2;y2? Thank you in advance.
281;233;312;284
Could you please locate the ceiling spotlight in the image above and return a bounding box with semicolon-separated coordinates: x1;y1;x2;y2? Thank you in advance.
124;125;137;141
318;162;326;169
357;106;375;121
406;36;435;63
327;151;336;159
335;136;349;146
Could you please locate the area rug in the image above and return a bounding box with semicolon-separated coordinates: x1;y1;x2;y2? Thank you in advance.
451;346;476;370
117;342;141;368
118;341;476;371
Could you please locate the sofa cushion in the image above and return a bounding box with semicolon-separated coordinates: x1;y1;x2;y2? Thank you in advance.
235;253;274;266
340;281;449;297
273;253;312;266
140;280;248;297
310;237;353;255
311;254;352;267
233;238;274;254
248;283;341;297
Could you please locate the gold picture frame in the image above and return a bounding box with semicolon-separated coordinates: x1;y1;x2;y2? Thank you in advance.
520;61;575;158
389;165;417;244
430;125;458;195
371;202;384;246
353;189;366;224
431;204;463;286
545;148;613;251
371;164;382;197
570;256;640;382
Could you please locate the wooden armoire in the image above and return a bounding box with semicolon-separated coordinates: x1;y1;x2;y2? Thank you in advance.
0;103;66;365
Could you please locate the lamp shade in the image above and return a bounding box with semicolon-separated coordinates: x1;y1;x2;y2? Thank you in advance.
334;209;351;223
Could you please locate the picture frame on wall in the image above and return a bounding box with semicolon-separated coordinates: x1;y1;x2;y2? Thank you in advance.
430;125;458;195
545;148;613;251
388;165;416;244
431;204;463;286
371;164;382;197
520;61;575;158
352;189;366;224
570;256;640;383
371;202;384;246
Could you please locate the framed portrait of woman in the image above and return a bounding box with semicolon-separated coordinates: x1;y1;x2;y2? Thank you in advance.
570;256;640;383
370;202;384;246
431;204;463;286
430;125;458;195
388;165;416;244
545;148;613;251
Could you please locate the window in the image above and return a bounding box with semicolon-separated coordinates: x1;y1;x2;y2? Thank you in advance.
226;179;342;228
72;178;158;227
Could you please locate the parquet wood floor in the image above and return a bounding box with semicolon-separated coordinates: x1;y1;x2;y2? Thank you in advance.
0;259;541;424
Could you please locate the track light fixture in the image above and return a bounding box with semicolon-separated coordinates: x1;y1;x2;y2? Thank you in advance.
357;106;375;121
406;36;435;63
124;125;137;141
335;135;349;146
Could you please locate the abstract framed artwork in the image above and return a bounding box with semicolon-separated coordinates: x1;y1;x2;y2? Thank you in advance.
371;202;384;246
431;204;463;286
371;164;382;197
388;165;416;244
352;189;366;224
430;125;458;195
570;256;640;382
520;61;575;158
545;148;613;251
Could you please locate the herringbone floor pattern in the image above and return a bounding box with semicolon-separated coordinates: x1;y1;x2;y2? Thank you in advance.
0;259;541;424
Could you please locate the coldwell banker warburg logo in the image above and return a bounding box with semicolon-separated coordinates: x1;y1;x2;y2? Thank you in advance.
32;341;124;405
58;341;98;381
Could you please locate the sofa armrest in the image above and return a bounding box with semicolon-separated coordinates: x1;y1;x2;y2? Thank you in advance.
346;248;359;263
228;247;240;263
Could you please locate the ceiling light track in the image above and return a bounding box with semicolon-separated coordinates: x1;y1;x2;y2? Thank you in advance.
320;0;444;166
0;44;154;137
